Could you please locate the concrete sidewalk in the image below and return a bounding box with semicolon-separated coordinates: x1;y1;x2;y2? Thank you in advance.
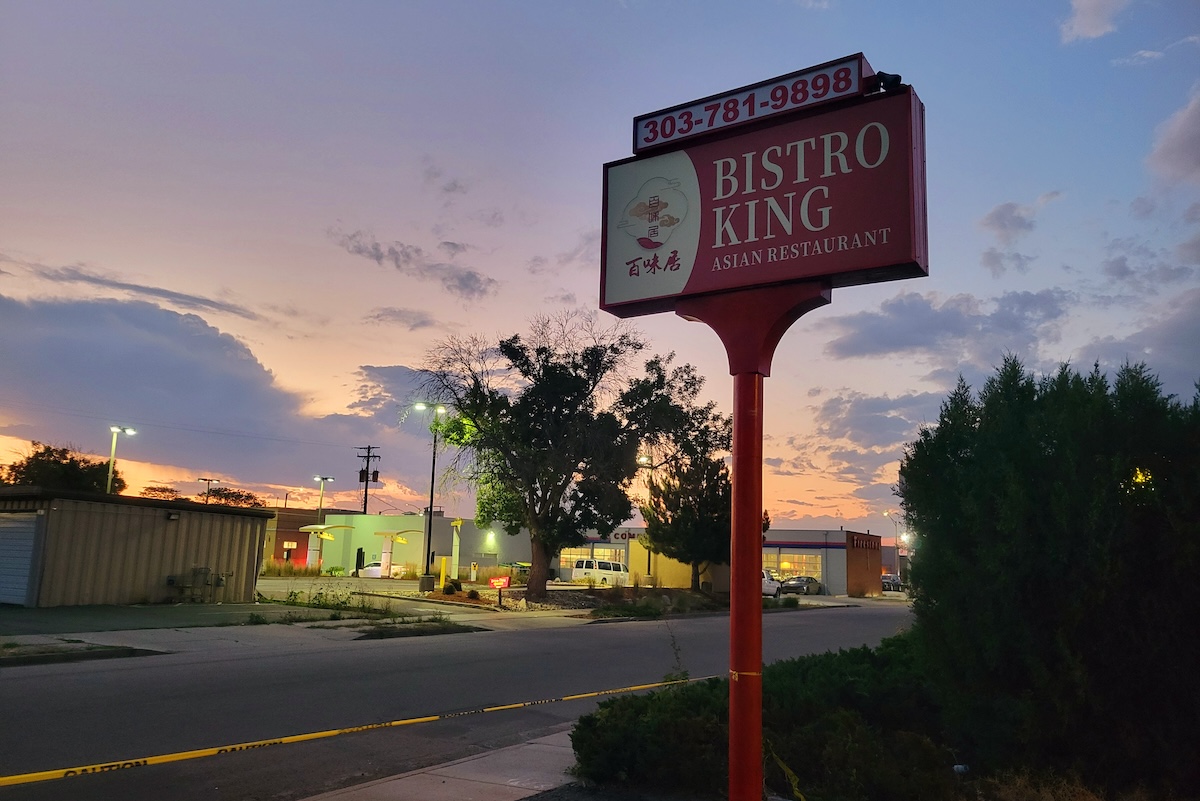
301;726;578;801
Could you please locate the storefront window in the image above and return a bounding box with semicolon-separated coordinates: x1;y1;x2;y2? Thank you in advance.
593;547;624;564
560;545;628;572
777;553;822;580
560;547;589;571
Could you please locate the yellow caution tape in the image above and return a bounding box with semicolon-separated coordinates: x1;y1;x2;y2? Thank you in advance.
0;675;716;787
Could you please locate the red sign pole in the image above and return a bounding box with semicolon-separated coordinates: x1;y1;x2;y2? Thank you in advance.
729;369;764;799
676;281;830;801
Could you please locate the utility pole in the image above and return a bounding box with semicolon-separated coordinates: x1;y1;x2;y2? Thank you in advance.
356;446;380;514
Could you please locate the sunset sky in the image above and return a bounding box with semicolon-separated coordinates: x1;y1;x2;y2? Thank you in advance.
2;1;1198;546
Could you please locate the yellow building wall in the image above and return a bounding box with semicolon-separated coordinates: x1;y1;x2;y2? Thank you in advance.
628;539;730;592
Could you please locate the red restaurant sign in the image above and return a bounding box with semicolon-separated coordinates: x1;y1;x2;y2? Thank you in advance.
601;86;927;317
489;576;511;589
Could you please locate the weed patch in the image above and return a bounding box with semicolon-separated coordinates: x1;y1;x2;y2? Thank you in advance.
355;616;482;639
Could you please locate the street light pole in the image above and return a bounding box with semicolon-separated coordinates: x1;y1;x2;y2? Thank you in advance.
313;475;333;524
425;427;437;575
413;402;447;589
197;477;220;503
312;475;334;569
884;510;901;576
106;426;136;494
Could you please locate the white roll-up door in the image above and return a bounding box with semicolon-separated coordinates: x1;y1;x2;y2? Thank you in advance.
0;514;38;605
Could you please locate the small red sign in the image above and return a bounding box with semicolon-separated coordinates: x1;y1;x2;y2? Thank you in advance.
489;576;511;589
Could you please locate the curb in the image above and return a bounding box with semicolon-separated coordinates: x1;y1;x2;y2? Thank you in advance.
0;646;164;668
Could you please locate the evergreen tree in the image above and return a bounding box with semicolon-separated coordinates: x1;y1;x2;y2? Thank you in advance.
900;357;1200;793
641;455;732;590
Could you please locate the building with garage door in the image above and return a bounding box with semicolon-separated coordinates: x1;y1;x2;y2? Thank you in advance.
0;487;272;607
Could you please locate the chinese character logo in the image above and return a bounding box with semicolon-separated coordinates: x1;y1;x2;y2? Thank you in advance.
617;176;689;250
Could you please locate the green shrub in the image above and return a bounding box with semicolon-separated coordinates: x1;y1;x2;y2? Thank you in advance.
780;595;799;608
766;708;956;801
442;583;457;595
760;636;954;800
572;633;954;801
571;678;728;792
310;587;351;608
466;589;480;600
590;597;663;619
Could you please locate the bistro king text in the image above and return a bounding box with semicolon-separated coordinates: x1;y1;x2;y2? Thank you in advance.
710;120;890;248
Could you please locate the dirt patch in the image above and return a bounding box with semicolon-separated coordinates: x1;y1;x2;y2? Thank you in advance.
354;620;485;639
1;642;161;667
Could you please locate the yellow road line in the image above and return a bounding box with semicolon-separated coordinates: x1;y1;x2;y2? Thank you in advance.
0;675;716;787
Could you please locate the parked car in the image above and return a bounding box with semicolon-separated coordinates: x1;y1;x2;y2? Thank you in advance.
761;569;782;598
781;575;822;595
572;559;629;586
357;561;382;578
881;574;904;592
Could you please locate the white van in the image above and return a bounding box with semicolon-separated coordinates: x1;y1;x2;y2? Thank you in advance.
572;559;629;586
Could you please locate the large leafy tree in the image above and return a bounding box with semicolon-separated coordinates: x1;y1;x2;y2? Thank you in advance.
640;401;733;590
198;487;265;507
421;313;701;599
900;357;1200;793
140;485;182;501
1;441;125;494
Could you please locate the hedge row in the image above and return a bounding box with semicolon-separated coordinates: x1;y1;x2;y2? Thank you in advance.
572;633;958;801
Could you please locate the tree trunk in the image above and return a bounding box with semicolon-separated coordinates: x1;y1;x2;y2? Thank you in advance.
691;561;701;591
526;537;554;600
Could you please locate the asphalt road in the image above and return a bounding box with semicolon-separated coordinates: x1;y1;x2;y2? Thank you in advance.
1;604;912;801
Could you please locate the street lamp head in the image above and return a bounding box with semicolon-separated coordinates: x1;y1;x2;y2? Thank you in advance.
106;425;137;494
313;475;334;482
413;402;447;416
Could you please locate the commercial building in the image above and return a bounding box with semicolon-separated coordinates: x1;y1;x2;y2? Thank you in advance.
311;511;531;578
0;487;271;607
558;526;884;597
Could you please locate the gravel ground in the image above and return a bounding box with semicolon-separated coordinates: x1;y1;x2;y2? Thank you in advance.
385;586;606;610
